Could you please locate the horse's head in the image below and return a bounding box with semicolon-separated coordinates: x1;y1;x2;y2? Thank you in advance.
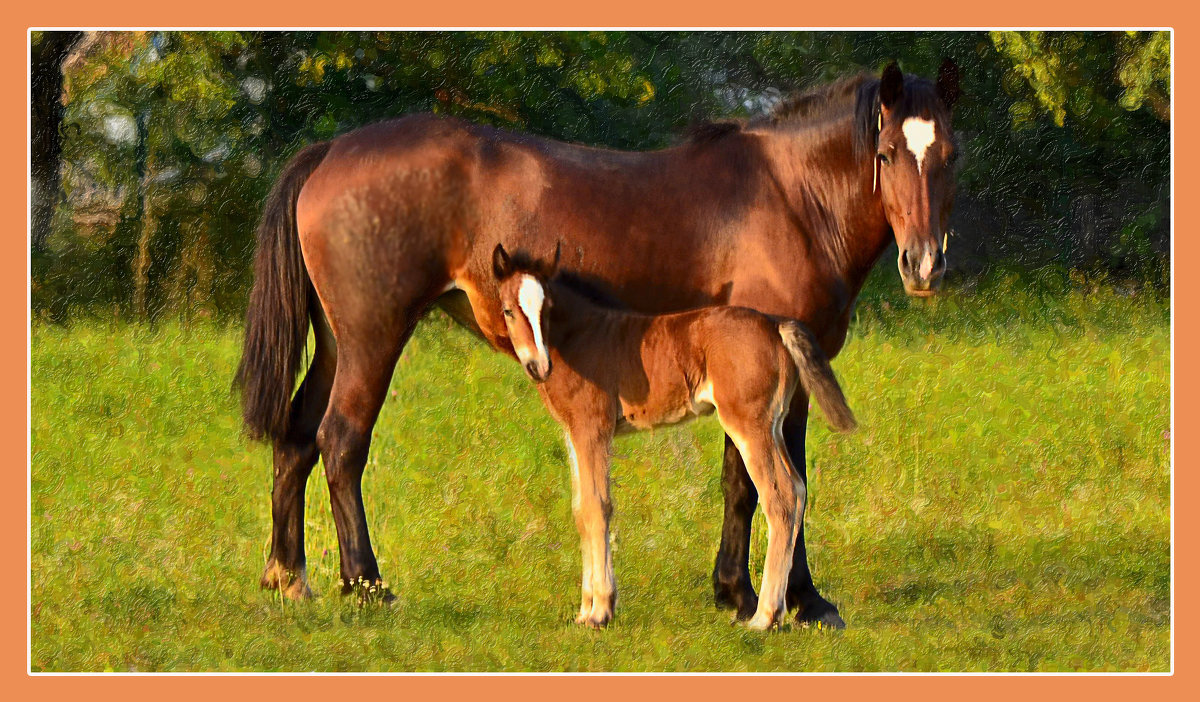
874;60;959;297
492;242;560;383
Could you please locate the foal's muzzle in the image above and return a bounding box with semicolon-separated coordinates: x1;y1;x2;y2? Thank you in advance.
524;359;551;383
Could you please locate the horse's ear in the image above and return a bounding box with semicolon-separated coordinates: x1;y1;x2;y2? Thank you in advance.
493;243;511;279
937;58;960;109
879;61;904;112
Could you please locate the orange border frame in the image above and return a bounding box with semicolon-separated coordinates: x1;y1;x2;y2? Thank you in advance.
9;3;1190;695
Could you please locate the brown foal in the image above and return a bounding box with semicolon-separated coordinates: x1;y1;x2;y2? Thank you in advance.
492;244;856;630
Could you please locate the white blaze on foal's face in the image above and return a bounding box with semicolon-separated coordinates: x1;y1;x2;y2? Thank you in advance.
901;117;937;175
511;274;551;381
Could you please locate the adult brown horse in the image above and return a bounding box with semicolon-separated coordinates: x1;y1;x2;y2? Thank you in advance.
236;60;960;628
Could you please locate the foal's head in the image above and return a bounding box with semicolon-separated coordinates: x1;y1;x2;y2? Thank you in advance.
493;243;560;383
874;60;960;296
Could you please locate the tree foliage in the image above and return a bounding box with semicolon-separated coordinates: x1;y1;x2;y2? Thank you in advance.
32;31;1171;322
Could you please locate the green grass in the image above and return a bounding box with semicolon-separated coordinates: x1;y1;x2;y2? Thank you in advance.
30;271;1171;671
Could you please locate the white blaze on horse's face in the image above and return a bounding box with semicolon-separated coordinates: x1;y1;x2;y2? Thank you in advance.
515;275;552;382
901;117;937;176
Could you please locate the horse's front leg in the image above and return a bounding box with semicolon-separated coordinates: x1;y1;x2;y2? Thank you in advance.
567;424;616;629
780;396;845;629
713;433;760;620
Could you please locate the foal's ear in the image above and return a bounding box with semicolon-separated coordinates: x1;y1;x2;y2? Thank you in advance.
493;243;512;279
937;58;960;109
879;61;904;112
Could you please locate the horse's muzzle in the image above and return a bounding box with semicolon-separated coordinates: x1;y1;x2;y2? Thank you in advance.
899;242;946;297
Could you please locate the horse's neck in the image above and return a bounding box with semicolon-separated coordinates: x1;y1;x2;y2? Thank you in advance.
754;124;895;294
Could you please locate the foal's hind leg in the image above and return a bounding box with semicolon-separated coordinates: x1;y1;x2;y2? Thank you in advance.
722;415;802;631
780;397;845;629
261;311;336;600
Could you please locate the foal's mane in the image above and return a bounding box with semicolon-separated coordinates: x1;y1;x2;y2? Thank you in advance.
496;249;555;282
498;251;628;311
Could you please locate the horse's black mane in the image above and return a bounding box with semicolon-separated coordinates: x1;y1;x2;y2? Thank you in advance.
685;70;945;160
683;73;878;157
766;73;873;125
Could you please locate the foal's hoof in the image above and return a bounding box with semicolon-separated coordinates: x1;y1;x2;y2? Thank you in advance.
742;612;783;632
260;561;313;601
575;611;612;630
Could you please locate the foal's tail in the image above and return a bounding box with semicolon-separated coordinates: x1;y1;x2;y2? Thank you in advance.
235;141;331;442
778;320;857;433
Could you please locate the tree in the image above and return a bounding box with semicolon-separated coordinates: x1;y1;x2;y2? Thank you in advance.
31;31;82;253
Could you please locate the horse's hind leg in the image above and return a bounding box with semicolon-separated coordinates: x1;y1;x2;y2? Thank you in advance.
316;329;413;597
261;309;336;599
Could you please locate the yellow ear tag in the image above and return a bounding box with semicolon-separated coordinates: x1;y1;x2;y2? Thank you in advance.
943;231;949;254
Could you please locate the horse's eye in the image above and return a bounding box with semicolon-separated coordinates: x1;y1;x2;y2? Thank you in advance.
503;309;514;318
877;152;890;165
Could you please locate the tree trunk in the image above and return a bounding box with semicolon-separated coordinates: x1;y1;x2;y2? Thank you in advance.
30;31;82;253
132;110;155;320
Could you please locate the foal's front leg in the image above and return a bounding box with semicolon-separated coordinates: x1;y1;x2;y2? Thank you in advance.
564;432;594;623
566;425;616;629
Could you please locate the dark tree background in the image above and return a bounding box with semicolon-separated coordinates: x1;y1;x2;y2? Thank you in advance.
29;30;1171;322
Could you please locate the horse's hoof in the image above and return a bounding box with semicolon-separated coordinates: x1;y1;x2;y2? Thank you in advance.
795;603;846;630
341;577;395;606
714;584;759;622
260;561;313;601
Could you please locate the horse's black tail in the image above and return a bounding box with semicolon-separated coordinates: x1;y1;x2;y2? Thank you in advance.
235;141;331;442
778;319;858;433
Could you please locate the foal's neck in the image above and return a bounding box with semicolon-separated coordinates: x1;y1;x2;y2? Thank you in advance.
544;279;639;349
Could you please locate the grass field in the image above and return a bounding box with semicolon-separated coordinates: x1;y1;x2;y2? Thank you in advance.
30;269;1171;671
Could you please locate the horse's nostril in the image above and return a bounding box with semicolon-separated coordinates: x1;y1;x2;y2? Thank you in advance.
901;250;910;269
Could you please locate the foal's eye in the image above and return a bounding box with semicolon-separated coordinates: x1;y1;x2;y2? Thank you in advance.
877;151;890;165
503;309;514;318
